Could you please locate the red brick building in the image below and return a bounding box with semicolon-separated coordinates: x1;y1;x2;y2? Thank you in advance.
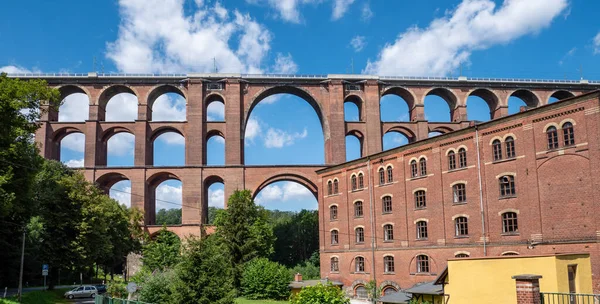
316;91;600;297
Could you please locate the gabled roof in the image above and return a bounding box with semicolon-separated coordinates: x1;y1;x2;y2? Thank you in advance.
378;291;412;303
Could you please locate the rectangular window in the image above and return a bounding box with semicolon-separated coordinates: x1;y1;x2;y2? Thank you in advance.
415;191;426;209
448;153;456;170
499;176;516;197
356;228;364;243
384;225;394;241
493;141;502;161
387;167;393;183
330;206;338;220
458;149;467;168
505;139;516;158
455;217;469;236
453;184;466;204
417;255;429;273
416;221;428;239
384;256;395;273
382;196;393;213
502;212;518;234
355;202;364;217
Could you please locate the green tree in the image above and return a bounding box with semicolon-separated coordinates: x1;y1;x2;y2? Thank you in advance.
156;208;182;225
0;74;59;287
142;227;181;272
289;283;350;304
289;261;320;280
170;235;235;304
138;269;177;304
365;280;381;303
241;258;290;300
214;190;275;287
272;209;319;267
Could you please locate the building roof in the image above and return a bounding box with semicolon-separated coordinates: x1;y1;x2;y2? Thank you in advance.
378;291;412;303
316;90;600;174
447;252;590;262
288;278;344;289
404;281;444;295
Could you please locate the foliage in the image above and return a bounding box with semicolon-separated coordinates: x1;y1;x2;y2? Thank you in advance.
207;206;222;224
107;281;128;299
235;298;288;304
288;261;320;280
170;235;236;304
0;74;59;287
241;258;290;300
215;190;275;287
409;300;432;304
289;283;350;304
137;269;177;304
141;227;181;272
365;280;381;301
156;208;182;225
0;289;70;304
271;209;319;267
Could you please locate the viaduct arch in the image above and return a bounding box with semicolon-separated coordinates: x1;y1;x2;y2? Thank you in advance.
17;72;598;237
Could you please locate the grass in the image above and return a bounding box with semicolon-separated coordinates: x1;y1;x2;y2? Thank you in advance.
236;297;288;304
0;289;70;304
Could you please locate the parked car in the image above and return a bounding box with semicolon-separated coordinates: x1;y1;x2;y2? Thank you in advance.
64;285;97;299
94;284;107;294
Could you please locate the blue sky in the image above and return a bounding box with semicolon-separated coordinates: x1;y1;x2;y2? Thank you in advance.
2;0;599;213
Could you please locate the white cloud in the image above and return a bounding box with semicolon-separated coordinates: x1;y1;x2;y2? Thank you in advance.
594;32;600;55
207;101;225;121
107;0;271;73
158;132;185;145
272;53;298;74
110;182;132;207
361;2;373;22
105;93;138;121
264;127;307;148
245;117;262;141
364;0;568;76
107;133;135;156
332;0;356;20
59;93;90;122
210;136;225;144
260;95;281;105
208;188;225;208
152;94;186;121
0;65;37;74
61;133;85;153
558;47;576;65
64;159;84;168
255;184;283;204
281;182;313;201
255;182;314;206
350;35;366;52
155;183;182;210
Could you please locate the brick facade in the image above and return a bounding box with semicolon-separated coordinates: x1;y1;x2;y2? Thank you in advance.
317;92;600;295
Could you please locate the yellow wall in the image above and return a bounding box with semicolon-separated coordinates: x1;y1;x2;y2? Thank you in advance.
443;254;591;304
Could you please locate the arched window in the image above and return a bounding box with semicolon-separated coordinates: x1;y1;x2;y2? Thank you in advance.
384;256;395;273
351;175;357;191
386;166;393;183
330;230;339;245
330;205;338;221
378;168;385;185
448;151;456;170
382;196;393;213
330;257;339;272
547;126;559;150
358;173;364;189
458;148;467;168
452;183;466;204
354;201;364;217
562;122;574;146
327;180;333;196
355;284;367;298
355;227;365;243
383;286;397;296
502;212;518;234
455;216;469;236
355;257;365;273
455;253;470;258
505;137;515;158
410;160;418;178
502;252;519;256
333;179;339;194
493;139;502;161
415;190;426;209
384;224;394;241
499;175;516;197
416;221;428;239
416;255;430;273
419;158;427;176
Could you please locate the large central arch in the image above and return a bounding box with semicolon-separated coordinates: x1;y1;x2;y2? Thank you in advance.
252;172;319;201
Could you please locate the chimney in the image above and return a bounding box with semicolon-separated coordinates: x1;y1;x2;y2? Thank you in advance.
294;273;303;282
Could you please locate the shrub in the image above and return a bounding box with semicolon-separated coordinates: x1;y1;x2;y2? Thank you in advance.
138;269;176;304
289;261;320;280
107;281;128;299
290;283;350;304
241;258;290;300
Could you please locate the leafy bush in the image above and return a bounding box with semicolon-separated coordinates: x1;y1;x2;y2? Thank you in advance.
138;269;177;304
142;227;181;272
290;283;350;304
107;281;128;298
289;261;320;280
241;258;291;300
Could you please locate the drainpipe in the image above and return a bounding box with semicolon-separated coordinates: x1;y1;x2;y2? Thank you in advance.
366;157;377;286
475;127;487;256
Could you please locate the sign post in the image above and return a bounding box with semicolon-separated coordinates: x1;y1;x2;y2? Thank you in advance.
42;264;48;290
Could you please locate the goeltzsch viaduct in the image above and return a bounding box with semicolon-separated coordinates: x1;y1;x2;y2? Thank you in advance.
11;72;600;237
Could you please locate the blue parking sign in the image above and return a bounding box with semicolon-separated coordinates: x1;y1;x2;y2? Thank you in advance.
42;264;49;271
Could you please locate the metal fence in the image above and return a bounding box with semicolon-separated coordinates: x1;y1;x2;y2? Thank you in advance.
541;292;600;304
95;295;152;304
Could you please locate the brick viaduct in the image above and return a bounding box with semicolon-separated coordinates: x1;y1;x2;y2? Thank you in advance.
13;72;600;237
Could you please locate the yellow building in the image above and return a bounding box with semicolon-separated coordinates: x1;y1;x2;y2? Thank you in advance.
438;253;592;304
